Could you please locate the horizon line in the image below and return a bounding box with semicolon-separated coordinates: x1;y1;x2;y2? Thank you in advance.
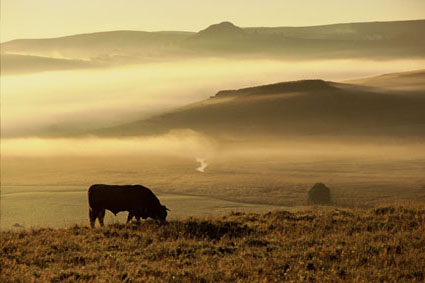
2;18;424;44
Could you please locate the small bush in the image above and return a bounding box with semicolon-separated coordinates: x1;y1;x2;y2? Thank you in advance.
308;182;332;205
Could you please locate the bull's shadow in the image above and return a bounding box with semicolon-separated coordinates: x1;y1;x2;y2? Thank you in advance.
105;220;253;241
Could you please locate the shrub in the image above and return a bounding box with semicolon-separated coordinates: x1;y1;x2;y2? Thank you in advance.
308;183;332;205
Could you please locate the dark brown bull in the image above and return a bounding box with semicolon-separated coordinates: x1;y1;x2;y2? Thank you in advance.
88;184;169;228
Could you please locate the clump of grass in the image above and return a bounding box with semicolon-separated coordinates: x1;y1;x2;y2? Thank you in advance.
1;205;425;282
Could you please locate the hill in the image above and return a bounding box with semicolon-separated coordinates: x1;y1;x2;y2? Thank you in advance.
2;19;425;74
1;30;192;59
1;206;424;281
0;31;193;74
196;21;245;38
346;69;425;92
95;74;425;139
0;54;98;75
184;20;425;59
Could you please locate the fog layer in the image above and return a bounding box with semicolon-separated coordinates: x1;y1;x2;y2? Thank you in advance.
3;133;424;162
2;58;425;137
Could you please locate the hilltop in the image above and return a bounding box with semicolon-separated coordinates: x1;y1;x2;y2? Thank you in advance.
1;206;424;282
214;79;336;98
196;21;245;38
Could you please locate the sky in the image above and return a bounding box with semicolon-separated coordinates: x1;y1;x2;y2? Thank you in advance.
1;0;425;42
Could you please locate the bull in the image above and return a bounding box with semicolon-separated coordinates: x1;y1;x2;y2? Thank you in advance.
88;184;169;228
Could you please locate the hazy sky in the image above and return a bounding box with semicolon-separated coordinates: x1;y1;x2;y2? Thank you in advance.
2;0;425;42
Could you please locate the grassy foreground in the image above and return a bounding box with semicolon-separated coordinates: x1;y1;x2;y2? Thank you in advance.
1;206;425;282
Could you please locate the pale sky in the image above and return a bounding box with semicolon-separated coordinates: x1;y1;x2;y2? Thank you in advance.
1;0;425;42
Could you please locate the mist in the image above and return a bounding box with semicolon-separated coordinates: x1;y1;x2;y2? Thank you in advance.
2;58;425;137
3;131;424;162
1;130;214;158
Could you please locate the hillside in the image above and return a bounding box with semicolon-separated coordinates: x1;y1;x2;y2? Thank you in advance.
1;206;424;281
1;31;192;59
0;54;98;75
184;20;425;59
346;69;425;92
95;75;425;139
2;19;425;74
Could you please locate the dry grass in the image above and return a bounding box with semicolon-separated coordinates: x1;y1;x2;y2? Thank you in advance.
1;205;425;282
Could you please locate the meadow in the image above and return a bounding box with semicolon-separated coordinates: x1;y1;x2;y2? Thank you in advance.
2;149;425;230
3;147;425;206
1;205;424;282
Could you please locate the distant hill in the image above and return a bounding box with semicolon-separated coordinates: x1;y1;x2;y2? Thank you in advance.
1;31;193;74
214;80;336;98
346;69;425;92
2;19;425;74
94;71;425;139
1;30;192;59
196;21;245;38
1;54;97;75
184;20;425;59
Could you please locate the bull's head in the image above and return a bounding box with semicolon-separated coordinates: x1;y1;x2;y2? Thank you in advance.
156;205;170;224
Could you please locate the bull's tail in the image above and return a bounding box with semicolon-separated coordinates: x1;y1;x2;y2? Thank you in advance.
88;185;102;228
88;185;97;207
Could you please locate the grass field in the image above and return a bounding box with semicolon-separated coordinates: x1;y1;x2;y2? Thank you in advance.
1;205;424;282
3;154;425;208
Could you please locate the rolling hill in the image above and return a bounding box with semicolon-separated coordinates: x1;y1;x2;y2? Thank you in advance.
183;20;425;59
346;69;425;92
1;31;192;60
94;70;425;139
0;31;193;74
0;54;98;75
2;19;425;74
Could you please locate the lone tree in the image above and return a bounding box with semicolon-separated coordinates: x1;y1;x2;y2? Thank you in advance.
308;183;332;205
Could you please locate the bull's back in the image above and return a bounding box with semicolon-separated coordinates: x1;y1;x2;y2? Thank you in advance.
88;184;159;212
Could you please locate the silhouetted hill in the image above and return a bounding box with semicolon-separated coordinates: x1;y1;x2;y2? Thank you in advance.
214;80;336;98
196;22;244;38
245;20;425;41
2;20;425;74
1;30;193;63
1;54;97;74
183;22;247;53
95;76;425;139
184;19;425;58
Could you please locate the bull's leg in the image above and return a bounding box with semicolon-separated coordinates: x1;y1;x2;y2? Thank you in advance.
126;212;134;224
89;208;97;228
98;209;106;227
